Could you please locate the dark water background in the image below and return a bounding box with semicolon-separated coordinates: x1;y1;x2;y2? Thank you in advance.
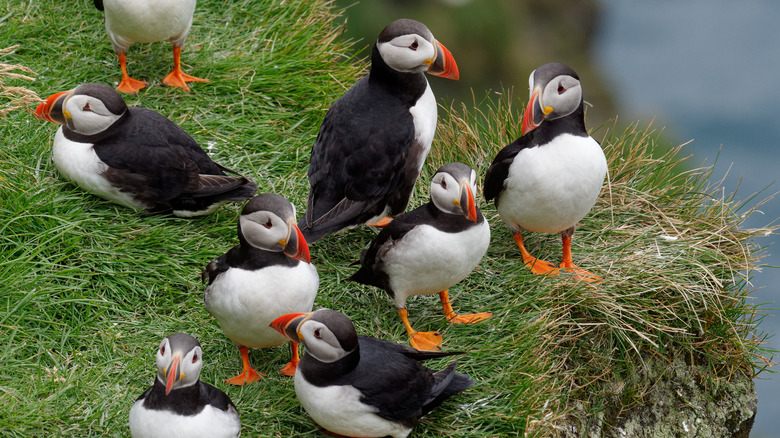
336;0;779;434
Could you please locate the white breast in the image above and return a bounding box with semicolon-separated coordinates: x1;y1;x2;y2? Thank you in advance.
294;373;411;438
497;134;607;233
51;128;145;210
383;220;490;308
103;0;196;50
408;82;437;173
128;399;241;438
204;262;319;348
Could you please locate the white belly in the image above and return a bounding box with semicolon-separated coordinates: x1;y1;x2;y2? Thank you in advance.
128;399;240;438
408;83;437;171
51;128;145;210
204;263;319;348
103;0;196;50
294;373;411;438
497;134;607;233
383;220;490;307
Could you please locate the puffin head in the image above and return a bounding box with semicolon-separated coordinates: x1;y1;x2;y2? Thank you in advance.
155;333;203;395
375;18;459;80
430;162;479;222
521;62;584;135
35;83;127;136
238;193;310;263
270;309;358;364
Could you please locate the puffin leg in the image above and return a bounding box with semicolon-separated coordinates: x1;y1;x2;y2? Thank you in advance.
162;46;209;91
559;229;601;282
398;308;442;351
439;290;492;324
115;52;149;94
512;231;559;276
365;216;393;227
278;341;300;377
225;346;265;385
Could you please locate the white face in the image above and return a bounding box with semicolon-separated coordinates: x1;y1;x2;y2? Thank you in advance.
376;33;437;74
297;318;347;364
62;93;123;136
430;168;478;216
538;74;583;121
155;337;203;391
239;210;290;252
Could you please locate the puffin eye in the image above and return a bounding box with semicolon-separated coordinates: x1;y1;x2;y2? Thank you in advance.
263;220;273;229
440;180;447;189
557;84;566;94
160;345;166;355
82;103;92;111
192;353;198;363
409;41;419;50
313;328;322;339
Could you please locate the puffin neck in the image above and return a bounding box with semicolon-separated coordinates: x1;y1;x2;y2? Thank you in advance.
61;109;131;144
533;102;588;145
368;44;428;105
299;346;360;387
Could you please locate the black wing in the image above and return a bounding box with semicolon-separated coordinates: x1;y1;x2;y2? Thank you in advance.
483;132;537;204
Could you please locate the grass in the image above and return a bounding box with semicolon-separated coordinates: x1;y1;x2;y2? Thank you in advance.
0;0;773;437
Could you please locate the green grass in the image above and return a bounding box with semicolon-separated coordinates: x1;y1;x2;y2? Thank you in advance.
0;1;773;436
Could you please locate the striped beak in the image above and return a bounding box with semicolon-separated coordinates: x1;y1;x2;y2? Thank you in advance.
282;221;311;263
35;90;71;125
270;312;310;344
426;40;459;80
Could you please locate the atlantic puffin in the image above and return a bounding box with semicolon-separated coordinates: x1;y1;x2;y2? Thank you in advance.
203;193;318;385
484;62;607;281
94;0;209;93
298;18;459;243
349;163;491;351
34;83;257;217
270;309;473;438
128;333;241;438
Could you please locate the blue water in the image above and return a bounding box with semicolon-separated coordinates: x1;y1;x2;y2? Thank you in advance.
594;1;780;435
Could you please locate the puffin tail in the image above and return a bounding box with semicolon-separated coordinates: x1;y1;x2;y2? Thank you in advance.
422;360;474;416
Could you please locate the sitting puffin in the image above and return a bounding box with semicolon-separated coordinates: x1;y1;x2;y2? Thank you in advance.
34;83;256;217
349;163;491;351
484;62;607;281
129;333;241;438
270;309;473;438
94;0;209;93
299;18;459;243
203;193;318;385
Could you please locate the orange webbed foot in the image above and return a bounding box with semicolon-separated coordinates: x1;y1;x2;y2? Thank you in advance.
409;330;443;351
116;76;148;94
366;216;393;227
447;311;493;325
559;262;602;283
225;368;265;386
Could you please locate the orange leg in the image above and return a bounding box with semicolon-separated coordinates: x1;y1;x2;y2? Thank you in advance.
559;233;601;282
278;341;300;377
439;290;492;324
162;46;209;91
365;216;393;227
398;308;442;351
115;52;149;94
225;346;265;385
512;231;559;276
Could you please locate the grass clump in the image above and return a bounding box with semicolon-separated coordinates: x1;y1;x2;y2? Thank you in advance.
0;1;772;437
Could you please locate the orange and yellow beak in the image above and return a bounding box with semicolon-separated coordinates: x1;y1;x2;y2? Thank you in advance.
164;355;181;395
455;181;478;222
282;222;311;263
426;40;459;80
521;87;548;135
270;312;310;344
34;90;70;125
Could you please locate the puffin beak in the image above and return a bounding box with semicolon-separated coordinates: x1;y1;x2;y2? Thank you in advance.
455;181;478;222
164;354;181;395
282;221;311;263
270;312;310;344
521;87;548;135
426;40;459;80
34;90;70;125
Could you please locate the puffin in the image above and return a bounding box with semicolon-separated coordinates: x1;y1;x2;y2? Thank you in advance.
349;163;492;351
128;333;241;438
203;193;318;385
298;18;459;243
270;309;474;438
484;62;607;281
34;83;257;217
94;0;209;93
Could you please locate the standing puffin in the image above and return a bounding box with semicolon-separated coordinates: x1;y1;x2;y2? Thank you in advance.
129;333;241;438
203;193;318;385
270;309;474;438
94;0;209;93
298;18;459;243
34;83;257;217
484;62;607;281
349;163;491;351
